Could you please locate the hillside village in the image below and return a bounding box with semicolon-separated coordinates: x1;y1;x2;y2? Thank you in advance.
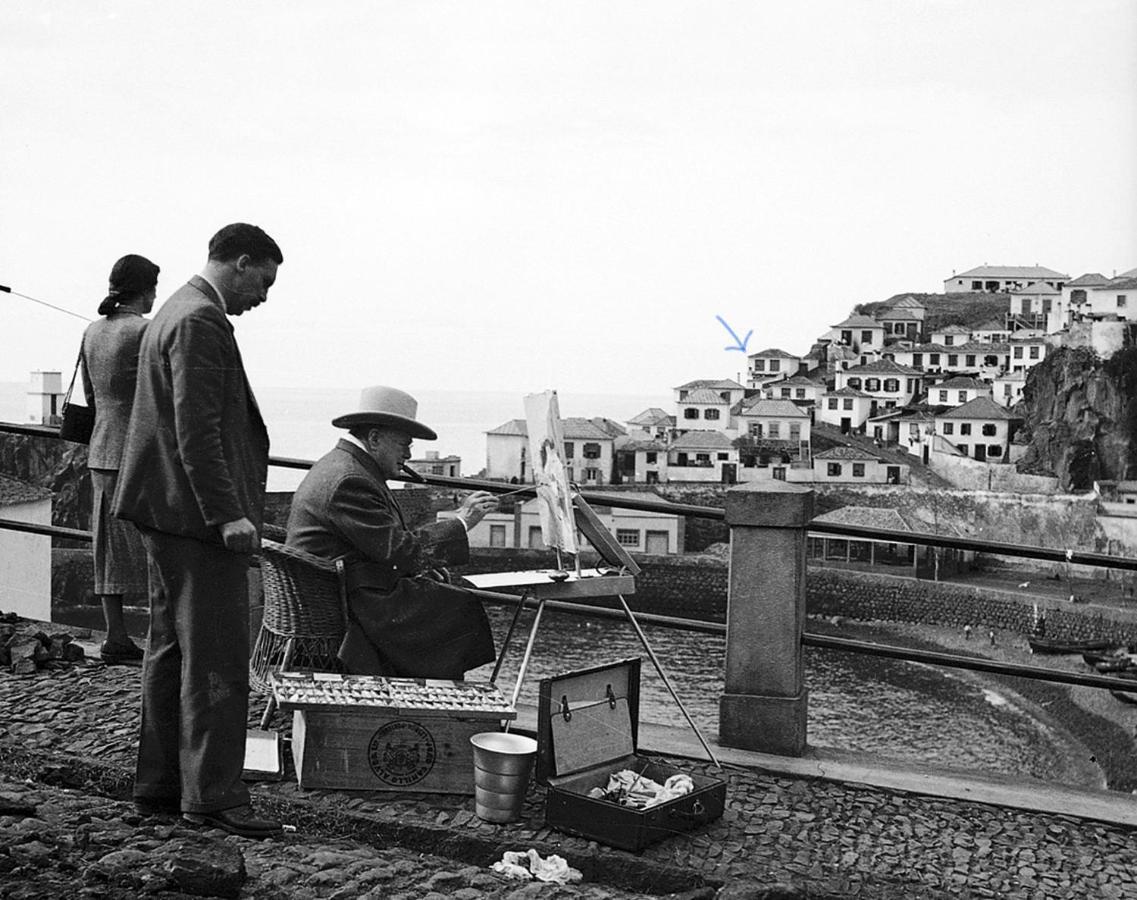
481;264;1137;497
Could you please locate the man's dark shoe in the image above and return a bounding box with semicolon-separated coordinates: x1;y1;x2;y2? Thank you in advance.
134;797;181;817
183;805;283;839
101;638;145;666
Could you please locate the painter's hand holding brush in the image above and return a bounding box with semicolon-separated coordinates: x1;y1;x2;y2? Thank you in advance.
455;491;498;531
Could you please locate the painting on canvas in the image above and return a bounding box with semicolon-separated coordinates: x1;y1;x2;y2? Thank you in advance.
523;390;578;555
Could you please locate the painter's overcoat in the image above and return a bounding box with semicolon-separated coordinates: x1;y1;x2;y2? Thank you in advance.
285;439;495;678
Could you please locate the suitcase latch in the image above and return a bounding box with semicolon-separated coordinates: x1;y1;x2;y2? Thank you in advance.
560;695;572;722
605;684;617;709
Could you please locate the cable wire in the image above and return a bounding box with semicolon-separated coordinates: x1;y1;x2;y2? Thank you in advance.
0;284;93;323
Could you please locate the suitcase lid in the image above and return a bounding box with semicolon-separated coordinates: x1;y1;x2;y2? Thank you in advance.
536;657;641;783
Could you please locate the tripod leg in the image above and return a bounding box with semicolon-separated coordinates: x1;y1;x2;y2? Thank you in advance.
617;594;721;768
504;597;547;731
490;590;530;685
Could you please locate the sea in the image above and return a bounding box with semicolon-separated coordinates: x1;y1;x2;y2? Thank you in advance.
0;381;670;492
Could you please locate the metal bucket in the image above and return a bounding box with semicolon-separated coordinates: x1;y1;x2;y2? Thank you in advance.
470;732;537;823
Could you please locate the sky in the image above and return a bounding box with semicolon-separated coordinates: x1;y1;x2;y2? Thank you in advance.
2;0;1135;396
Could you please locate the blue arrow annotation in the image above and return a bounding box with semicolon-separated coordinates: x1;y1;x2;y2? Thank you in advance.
715;315;752;353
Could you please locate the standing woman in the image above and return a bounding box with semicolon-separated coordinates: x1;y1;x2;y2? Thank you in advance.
80;254;159;664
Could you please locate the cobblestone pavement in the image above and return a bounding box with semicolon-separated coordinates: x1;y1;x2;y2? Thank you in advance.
4;660;1137;898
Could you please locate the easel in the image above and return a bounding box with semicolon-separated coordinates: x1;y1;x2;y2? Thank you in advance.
465;493;721;768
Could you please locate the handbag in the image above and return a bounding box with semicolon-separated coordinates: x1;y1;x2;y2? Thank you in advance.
59;349;95;444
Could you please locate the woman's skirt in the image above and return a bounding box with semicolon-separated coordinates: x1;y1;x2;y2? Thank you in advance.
90;468;148;595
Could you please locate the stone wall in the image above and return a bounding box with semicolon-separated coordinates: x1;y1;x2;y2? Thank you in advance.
929;452;1060;494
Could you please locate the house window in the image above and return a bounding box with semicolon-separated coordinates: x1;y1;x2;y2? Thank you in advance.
790;423;801;441
1029;346;1040;360
971;280;982;290
958;391;967;403
894;323;905;334
846;377;861;389
841;330;853;344
827;463;842;477
684;408;699;419
938;390;948;402
780;388;791;398
861;330;874;345
1013;347;1023;359
616;529;640;547
957;443;968;455
988;445;1003;457
695;453;711;466
827;399;838;410
1119;295;1128;308
528;526;543;549
705;408;720;420
948;354;959;366
913;353;923;366
943;422;954;435
490;525;507;548
645;451;657;463
1022;298;1032;315
982;424;997;436
930;353;940;365
795;388;805;399
769;359;781;371
769;423;781;439
563;442;575;459
753;359;766;371
749;423;764;437
1043;298;1052;313
883;379;898;392
842;399;853;410
584;467;600;481
960;423;972;435
966;355;976;367
853;463;865;477
865;378;881;391
582;442;601;459
772;467;786;481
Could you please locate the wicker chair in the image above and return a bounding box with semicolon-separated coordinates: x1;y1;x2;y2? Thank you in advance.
250;538;348;729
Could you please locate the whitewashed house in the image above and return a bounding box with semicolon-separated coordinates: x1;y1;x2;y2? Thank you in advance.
27;371;64;425
626;408;674;441
746;348;801;390
927;376;991;408
929;324;972;347
817;387;875;433
666;431;739;483
0;475;52;621
993;371;1027;409
934;397;1018;463
676;387;733;432
484;418;618;485
828;315;885;354
971;320;1012;343
943;265;1067;294
450;493;683;554
762;373;822;407
811;447;907;485
1008;281;1061;330
1007;332;1049;373
835;359;923;412
735;398;811;448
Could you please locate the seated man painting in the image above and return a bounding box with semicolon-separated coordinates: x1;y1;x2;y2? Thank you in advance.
285;386;499;679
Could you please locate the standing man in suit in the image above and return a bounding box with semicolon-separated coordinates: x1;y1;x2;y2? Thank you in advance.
114;223;282;839
286;386;498;679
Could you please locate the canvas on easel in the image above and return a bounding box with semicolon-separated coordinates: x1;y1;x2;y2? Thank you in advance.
523;390;578;556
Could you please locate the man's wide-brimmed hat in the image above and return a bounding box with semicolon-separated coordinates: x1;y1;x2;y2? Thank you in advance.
332;386;438;440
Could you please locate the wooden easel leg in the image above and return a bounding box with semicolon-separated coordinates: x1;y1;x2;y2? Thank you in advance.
617;594;721;768
490;590;530;686
258;636;296;731
504;597;547;732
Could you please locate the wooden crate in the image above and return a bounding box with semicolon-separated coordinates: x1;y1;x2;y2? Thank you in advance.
537;658;726;852
274;673;514;793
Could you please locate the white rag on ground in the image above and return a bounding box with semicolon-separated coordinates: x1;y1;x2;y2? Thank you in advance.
491;849;583;884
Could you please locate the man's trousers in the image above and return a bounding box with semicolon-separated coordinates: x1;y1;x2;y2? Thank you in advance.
134;529;251;814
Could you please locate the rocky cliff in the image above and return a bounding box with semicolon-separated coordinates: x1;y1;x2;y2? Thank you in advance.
1015;346;1137;491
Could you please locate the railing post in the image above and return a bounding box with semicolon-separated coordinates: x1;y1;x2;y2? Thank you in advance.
719;481;813;756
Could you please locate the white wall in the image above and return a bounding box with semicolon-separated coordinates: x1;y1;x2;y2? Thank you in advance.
0;498;52;621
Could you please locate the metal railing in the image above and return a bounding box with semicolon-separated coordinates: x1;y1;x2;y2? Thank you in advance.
4;419;1137;696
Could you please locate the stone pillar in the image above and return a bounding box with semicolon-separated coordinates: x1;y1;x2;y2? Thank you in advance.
719;481;813;755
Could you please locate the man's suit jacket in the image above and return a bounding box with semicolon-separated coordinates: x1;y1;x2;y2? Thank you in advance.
80;311;149;470
286;439;495;678
113;276;269;543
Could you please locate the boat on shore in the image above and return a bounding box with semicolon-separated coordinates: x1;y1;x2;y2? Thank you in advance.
1094;658;1132;674
1082;648;1131;666
1028;636;1113;655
